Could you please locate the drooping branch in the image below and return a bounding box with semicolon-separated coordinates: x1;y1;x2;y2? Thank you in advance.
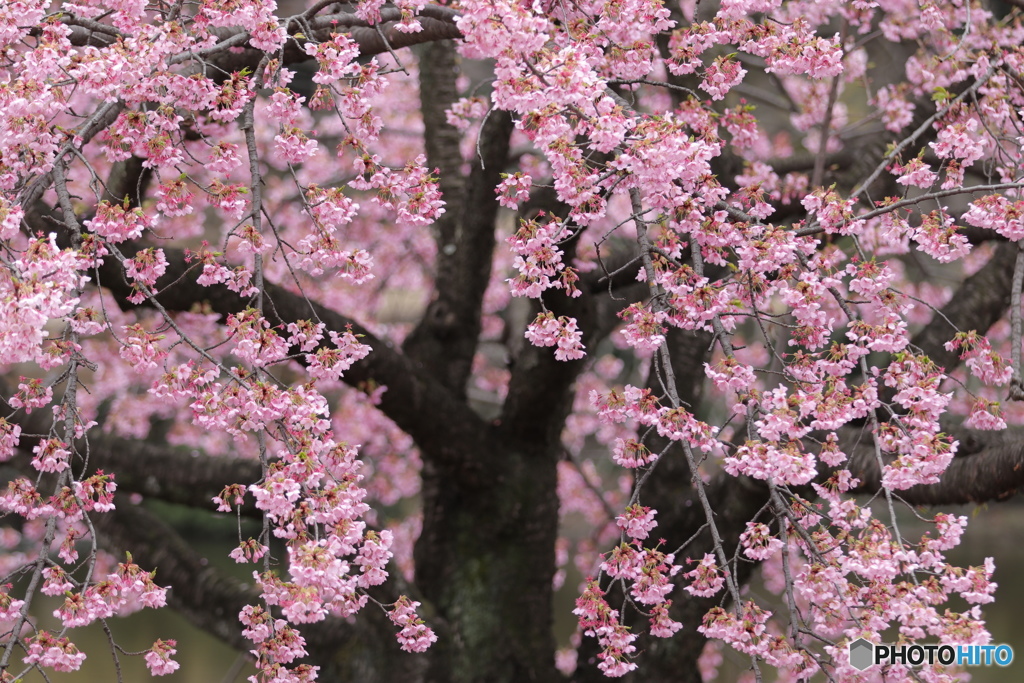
830;243;1020;503
24;6;494;481
1;400;438;679
91;495;425;681
0;374;261;514
90;244;492;485
26;109;492;483
91;495;265;652
638;327;716;503
588;192;1022;682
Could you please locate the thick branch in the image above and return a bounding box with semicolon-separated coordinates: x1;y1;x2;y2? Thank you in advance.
498;295;593;443
0;374;262;513
909;242;1017;368
93;246;491;485
58;5;462;56
498;191;622;442
345;18;462;56
403;42;515;397
847;426;1024;504
89;437;262;511
188;6;463;79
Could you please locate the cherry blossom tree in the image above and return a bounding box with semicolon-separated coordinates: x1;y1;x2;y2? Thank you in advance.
3;0;1024;681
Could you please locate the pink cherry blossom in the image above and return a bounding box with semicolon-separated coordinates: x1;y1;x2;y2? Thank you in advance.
615;504;657;540
388;596;437;653
144;639;180;676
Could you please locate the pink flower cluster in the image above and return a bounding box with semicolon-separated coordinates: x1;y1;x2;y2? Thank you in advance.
144;639;180;676
944;331;1013;385
51;557;167;632
306;329;372;381
700;55;747;101
0;583;26;621
739;522;783;561
704;358;757;394
0;418;21;462
304;34;361;85
388;596;438;653
196;0;286;52
682;553;726;598
9;377;52;413
892;156;938;189
350;154;445;226
227;309;290;368
125;247;168;302
496;172;533;209
24;632;87;673
507;213;581;300
30;438;71;474
963;194;1024;241
86;199;154;243
573;580;638;677
524;311;586;361
446;96;489;131
610;437;654;468
240;603;318;677
615;504;657;540
618;303;667;353
119;323;168;374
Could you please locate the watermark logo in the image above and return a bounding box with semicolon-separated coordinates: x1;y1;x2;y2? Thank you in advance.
848;638;1014;671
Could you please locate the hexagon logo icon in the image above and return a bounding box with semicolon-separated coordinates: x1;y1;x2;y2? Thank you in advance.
849;638;875;671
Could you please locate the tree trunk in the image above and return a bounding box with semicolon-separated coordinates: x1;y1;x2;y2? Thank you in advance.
416;433;561;683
